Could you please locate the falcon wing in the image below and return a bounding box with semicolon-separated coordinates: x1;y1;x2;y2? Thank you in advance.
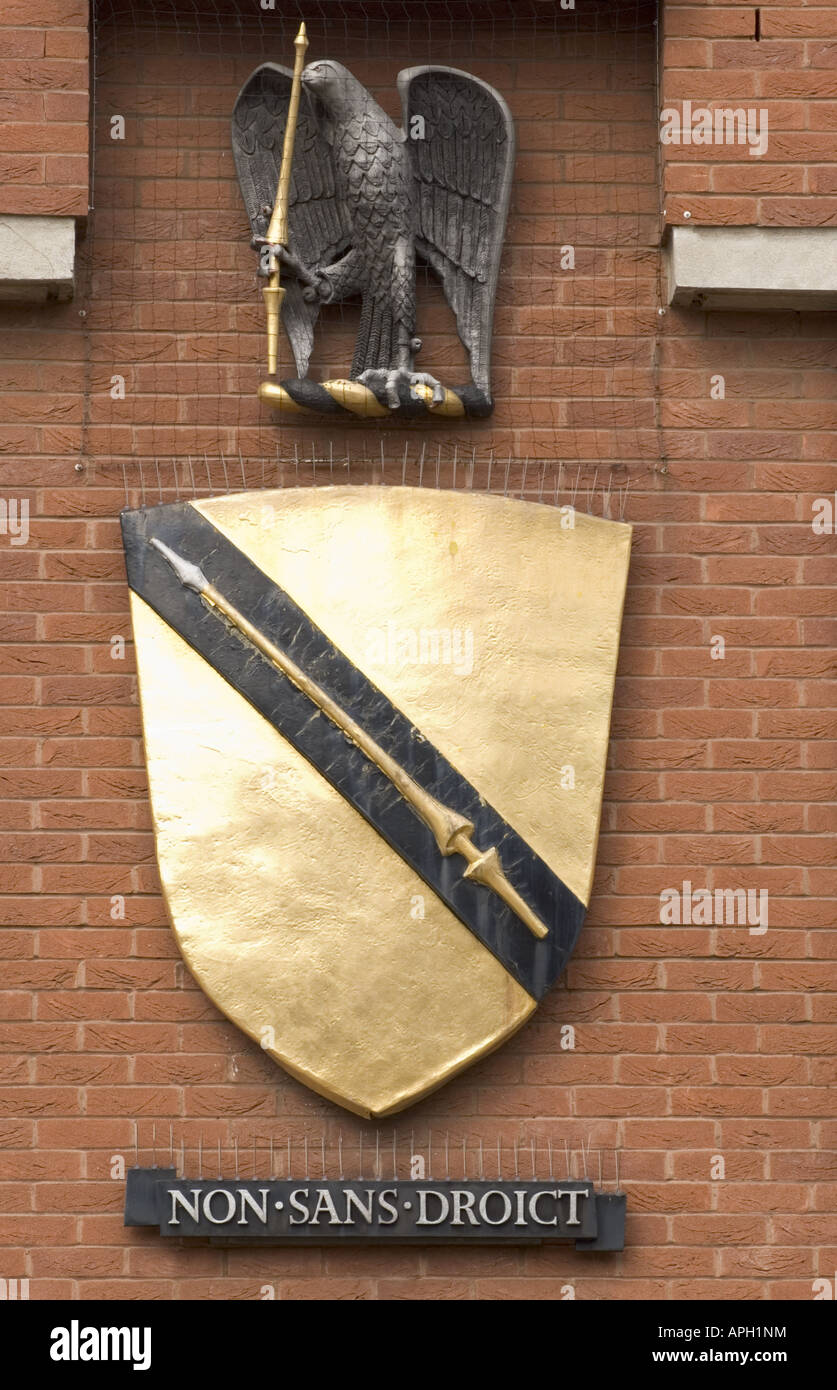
398;65;514;399
232;63;352;378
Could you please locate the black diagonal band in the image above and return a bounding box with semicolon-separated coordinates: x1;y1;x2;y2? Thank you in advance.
121;501;585;1000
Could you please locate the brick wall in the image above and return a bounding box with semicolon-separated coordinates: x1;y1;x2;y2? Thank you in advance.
662;0;837;226
0;0;834;1300
0;0;89;219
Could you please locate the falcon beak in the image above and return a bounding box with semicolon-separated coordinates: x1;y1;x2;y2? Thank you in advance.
299;71;318;114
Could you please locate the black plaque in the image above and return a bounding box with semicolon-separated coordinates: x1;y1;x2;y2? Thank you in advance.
125;1170;625;1249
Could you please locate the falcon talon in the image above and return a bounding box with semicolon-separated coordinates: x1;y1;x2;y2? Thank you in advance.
258;374;471;418
301;274;334;304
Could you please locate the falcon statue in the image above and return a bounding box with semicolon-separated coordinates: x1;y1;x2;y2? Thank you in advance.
232;57;515;418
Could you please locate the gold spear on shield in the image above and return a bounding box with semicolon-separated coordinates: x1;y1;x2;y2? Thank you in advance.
149;535;551;943
262;21;309;377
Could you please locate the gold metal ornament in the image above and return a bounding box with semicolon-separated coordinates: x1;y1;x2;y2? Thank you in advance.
150;536;549;940
256;376;468;420
124;488;631;1118
262;21;308;378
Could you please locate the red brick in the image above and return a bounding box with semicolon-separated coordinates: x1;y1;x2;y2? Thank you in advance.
0;5;832;1303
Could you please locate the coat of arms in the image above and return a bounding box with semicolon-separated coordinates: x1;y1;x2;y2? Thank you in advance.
121;488;631;1117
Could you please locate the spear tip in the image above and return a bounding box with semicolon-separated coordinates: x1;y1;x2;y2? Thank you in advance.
149;537;208;595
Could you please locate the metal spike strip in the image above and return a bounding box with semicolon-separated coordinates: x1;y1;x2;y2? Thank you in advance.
115;454;632;520
137;1129;619;1191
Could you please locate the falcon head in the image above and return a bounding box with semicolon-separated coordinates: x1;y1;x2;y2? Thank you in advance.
301;60;362;116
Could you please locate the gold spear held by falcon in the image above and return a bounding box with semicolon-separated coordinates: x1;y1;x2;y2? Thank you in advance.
263;20;309;377
149;536;550;942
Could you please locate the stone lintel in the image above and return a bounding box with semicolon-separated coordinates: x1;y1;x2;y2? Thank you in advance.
0;215;76;303
665;225;837;310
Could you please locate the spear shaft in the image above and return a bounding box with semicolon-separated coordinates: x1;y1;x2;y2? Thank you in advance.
149;536;549;942
263;21;309;376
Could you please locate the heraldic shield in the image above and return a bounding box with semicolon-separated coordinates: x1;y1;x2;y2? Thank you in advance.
121;488;631;1118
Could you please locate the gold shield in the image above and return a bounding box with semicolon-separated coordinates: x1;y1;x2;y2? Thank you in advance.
127;488;631;1117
